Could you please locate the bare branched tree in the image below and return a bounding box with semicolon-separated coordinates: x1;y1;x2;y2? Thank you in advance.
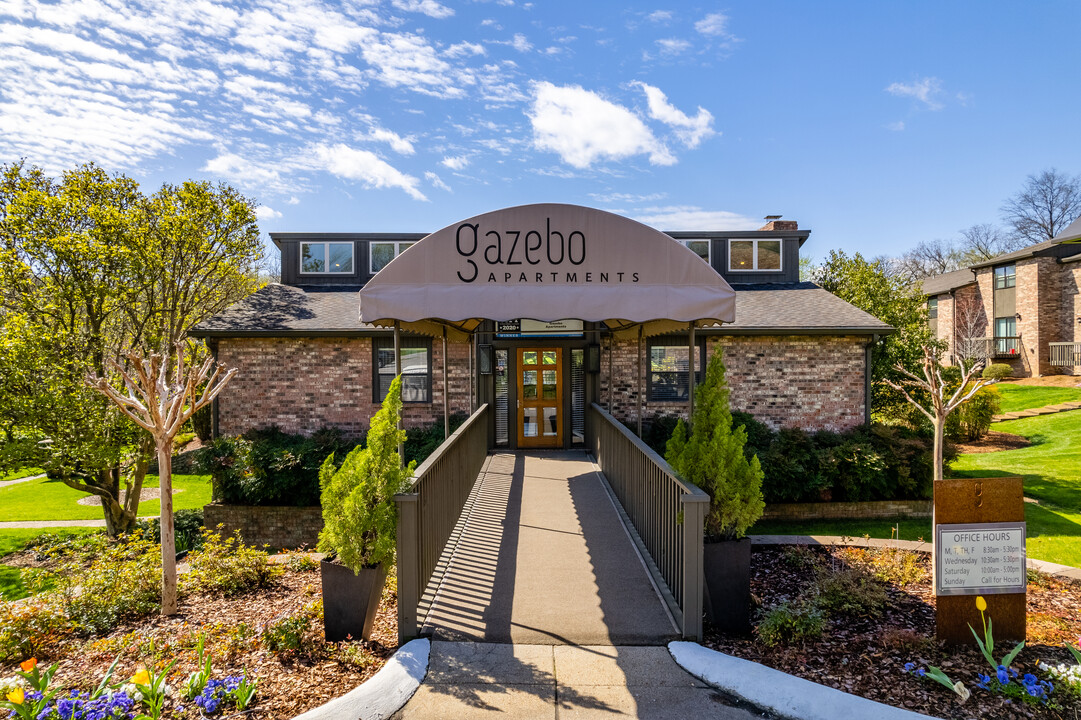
87;345;237;615
1001;168;1081;245
883;346;995;485
953;292;989;362
894;238;965;283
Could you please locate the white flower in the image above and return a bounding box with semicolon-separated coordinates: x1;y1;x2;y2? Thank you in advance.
952;681;970;703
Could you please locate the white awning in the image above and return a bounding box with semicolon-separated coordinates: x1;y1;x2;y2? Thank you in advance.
358;203;735;339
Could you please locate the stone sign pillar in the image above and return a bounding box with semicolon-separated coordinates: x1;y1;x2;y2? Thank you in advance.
935;476;1026;644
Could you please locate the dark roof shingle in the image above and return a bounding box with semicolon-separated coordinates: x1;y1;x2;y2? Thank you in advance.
920;268;977;296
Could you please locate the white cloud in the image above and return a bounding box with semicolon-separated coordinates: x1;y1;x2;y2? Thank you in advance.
634;82;715;147
633;206;760;231
885;77;945;110
202;151;284;189
527;81;674;168
695;12;730;36
656;38;691;55
304;143;427;201
445;41;485;58
647;10;673;23
441;154;470;170
425;170;451;191
589;191;667;204
363;125;415;154
391;0;454;19
287;196;300;205
508;33;532;52
886;120;905;132
256;205;282;220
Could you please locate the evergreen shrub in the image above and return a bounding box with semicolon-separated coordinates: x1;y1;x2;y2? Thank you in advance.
982;363;1014;379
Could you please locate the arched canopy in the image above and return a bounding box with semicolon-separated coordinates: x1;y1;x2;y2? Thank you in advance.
358;203;735;340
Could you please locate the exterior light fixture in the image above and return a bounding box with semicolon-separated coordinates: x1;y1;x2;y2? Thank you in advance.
586;343;601;373
1015;313;1022;321
478;344;493;375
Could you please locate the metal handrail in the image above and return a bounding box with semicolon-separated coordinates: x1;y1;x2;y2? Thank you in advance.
973;336;1022;359
1050;341;1081;367
588;403;708;640
395;403;490;642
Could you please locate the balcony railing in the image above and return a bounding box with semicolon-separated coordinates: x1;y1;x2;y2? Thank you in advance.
971;336;1022;359
1050;342;1081;367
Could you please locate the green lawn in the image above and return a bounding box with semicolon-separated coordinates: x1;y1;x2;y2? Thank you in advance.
995;383;1081;414
752;411;1081;568
0;474;212;522
0;467;44;482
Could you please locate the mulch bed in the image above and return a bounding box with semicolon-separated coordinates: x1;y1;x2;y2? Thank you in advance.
953;430;1031;454
7;562;399;719
704;545;1081;719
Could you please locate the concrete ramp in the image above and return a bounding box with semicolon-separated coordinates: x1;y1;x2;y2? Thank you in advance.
420;451;677;645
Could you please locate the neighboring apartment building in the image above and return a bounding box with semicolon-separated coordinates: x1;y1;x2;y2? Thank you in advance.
192;204;892;447
922;217;1081;376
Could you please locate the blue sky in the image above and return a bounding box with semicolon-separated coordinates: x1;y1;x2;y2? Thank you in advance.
2;0;1078;262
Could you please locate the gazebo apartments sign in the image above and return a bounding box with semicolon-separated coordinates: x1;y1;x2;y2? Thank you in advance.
453;217;641;285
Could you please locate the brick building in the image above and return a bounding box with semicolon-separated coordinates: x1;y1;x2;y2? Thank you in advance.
922;217;1081;377
192;204;892;448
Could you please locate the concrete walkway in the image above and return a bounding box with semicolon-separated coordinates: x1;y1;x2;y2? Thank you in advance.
994;400;1081;422
393;641;761;720
0;473;45;490
421;451;677;645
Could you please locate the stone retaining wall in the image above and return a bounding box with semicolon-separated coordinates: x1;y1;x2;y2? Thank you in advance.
761;499;932;521
203;503;323;550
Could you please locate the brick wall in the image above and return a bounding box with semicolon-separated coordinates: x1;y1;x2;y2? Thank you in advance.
215;337;473;437
600;334;869;432
204;503;323;550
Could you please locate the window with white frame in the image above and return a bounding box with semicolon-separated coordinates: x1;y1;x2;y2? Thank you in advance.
369;241;416;274
300;242;354;274
680;239;711;263
728;239;782;272
373;337;431;403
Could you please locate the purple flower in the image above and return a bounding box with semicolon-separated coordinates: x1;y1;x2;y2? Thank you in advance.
997;665;1009;684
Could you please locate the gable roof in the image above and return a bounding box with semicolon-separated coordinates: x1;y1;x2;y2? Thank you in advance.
920;268;977;296
969;219;1081;269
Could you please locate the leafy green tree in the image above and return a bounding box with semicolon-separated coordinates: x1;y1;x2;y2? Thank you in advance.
814;249;940;420
0;161;262;534
318;376;416;572
665;350;764;540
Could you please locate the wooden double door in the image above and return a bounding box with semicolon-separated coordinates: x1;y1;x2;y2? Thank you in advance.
516;347;563;448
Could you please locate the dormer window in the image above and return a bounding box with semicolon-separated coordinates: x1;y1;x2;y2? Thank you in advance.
729;239;782;271
370;241;416;274
301;242;354;274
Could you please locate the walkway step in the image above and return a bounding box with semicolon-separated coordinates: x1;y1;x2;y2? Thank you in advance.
392;641;760;720
993;401;1081;422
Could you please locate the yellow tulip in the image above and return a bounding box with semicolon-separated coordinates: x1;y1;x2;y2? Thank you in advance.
976;596;987;612
6;688;24;705
19;658;35;673
131;669;151;686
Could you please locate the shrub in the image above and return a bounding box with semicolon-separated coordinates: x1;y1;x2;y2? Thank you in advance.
666;351;765;540
643;415;682;456
810;565;887;618
0;597;71;662
196;426;353;506
403;413;467;466
139;508;205;553
185;527;281;596
40;532;161;635
761;427;829;502
192;403;213;442
840;546;926;587
946;385;1000;441
261;600;323;654
983;363;1013;380
319;377;416;572
756;601;824;647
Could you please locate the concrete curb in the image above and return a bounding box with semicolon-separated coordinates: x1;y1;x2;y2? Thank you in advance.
668;641;938;720
293;638;430;720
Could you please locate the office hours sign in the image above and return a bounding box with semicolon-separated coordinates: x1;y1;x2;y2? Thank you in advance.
935;522;1026;596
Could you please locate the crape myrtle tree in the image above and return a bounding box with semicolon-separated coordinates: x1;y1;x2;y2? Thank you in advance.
0;161;262;535
88;345;237;615
884;346;996;484
812;249;941;420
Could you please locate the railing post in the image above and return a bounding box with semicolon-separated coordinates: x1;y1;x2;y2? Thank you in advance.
395;492;420;643
681;493;709;641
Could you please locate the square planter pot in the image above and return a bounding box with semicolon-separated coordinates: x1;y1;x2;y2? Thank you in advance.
703;537;752;635
321;560;387;642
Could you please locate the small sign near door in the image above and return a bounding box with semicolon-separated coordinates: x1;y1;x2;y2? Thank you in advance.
497;319;584;337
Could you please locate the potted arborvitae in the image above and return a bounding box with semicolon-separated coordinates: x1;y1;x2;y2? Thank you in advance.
317;376;416;641
666;349;764;634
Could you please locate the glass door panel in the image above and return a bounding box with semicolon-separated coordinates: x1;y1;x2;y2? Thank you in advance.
516;347;562;448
